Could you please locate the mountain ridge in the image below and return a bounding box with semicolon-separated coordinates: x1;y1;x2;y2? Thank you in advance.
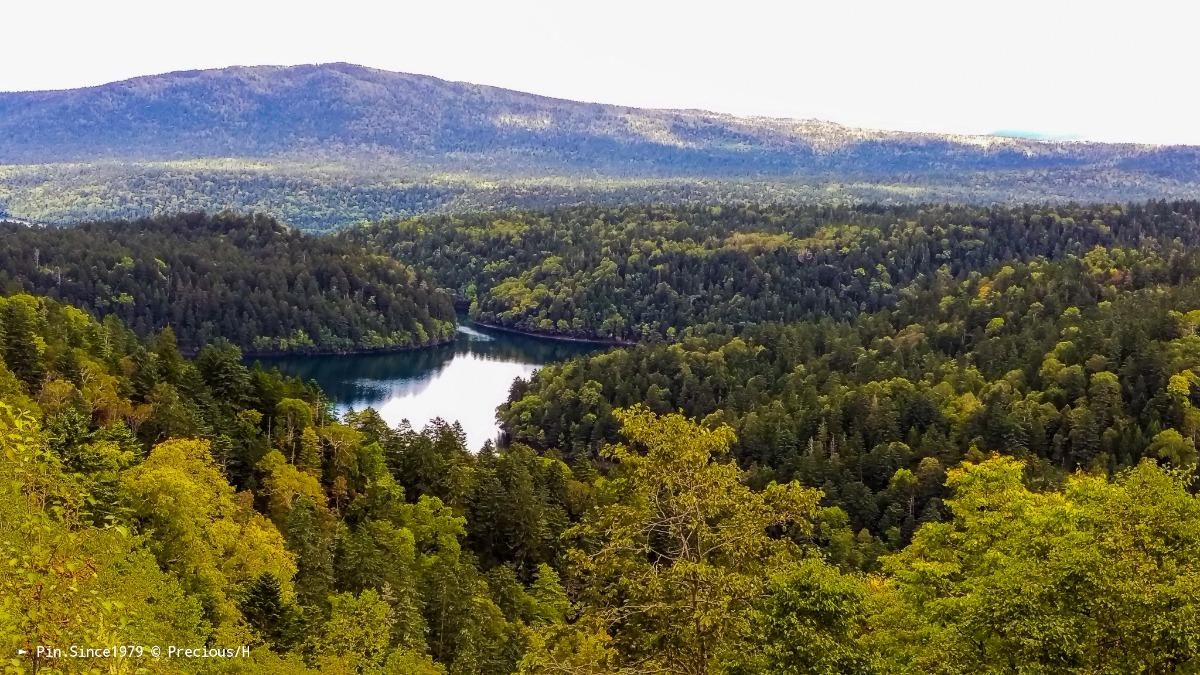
1;62;1198;229
0;62;1170;150
0;62;1178;165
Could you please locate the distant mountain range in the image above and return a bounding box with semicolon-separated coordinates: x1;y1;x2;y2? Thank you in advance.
1;63;1198;229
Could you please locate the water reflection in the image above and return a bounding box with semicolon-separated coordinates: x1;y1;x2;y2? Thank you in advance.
258;321;603;450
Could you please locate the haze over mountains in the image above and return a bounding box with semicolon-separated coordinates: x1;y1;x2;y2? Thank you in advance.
1;63;1198;229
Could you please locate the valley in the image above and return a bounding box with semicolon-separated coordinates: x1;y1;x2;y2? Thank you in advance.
3;58;1200;674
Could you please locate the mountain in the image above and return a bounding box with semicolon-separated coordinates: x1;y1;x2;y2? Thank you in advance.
0;62;1175;172
1;63;1198;229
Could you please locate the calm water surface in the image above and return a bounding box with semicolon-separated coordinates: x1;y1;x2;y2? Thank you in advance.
260;321;603;450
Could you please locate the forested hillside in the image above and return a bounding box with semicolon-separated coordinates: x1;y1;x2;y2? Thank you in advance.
0;212;455;353
0;63;1178;173
352;201;1200;341
0;292;582;672
499;241;1200;548
7;201;1200;671
2;285;1200;672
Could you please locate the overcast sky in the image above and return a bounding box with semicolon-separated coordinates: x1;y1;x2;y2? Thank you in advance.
5;0;1198;144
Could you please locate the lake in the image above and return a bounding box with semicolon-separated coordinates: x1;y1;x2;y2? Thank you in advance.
259;320;604;450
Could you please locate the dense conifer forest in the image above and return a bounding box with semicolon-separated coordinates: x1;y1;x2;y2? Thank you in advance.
4;201;1200;672
351;201;1200;340
0;212;455;353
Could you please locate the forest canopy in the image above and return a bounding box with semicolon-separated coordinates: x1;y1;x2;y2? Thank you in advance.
5;200;1200;672
0;212;455;354
351;200;1200;341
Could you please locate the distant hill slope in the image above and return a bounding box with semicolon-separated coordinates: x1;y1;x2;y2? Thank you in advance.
1;63;1198;228
0;62;1182;173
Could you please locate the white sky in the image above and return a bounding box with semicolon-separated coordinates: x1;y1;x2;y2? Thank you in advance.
4;0;1198;144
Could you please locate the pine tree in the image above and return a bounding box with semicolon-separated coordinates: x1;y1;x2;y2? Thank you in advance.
284;498;335;614
0;297;45;391
529;564;569;625
240;572;299;649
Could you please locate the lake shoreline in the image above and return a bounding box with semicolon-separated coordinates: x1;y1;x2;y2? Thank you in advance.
467;319;632;347
240;335;456;360
261;321;605;450
243;316;625;360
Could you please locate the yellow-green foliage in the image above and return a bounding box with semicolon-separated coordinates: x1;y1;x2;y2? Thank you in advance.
870;457;1200;673
121;438;297;632
0;402;208;673
523;406;826;673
